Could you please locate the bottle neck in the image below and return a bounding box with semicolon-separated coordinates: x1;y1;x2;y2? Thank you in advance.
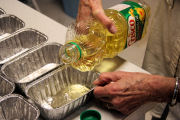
60;42;82;64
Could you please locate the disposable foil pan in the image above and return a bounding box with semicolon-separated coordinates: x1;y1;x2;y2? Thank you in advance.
1;43;62;90
0;75;15;97
25;67;99;120
0;94;40;120
0;28;48;65
0;8;5;15
0;14;24;39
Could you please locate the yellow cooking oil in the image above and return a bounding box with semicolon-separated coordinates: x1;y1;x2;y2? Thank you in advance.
60;10;127;71
60;31;105;71
90;9;128;58
49;84;90;108
60;1;149;72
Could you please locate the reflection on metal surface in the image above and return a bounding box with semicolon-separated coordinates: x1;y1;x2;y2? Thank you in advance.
0;29;47;65
1;43;62;90
25;67;99;120
0;33;10;39
0;94;40;120
0;48;28;64
19;63;59;83
0;75;15;97
94;56;125;73
41;84;90;109
0;8;5;15
0;106;6;120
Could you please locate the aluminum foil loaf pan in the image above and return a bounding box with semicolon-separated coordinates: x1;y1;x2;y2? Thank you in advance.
0;28;48;65
25;67;99;120
1;43;62;90
0;14;24;40
0;94;40;120
0;75;15;97
0;8;5;15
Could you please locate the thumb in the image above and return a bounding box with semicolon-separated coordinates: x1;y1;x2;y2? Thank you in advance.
93;9;117;33
93;72;119;86
89;0;117;33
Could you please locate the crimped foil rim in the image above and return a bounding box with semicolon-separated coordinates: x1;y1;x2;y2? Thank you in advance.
0;75;15;96
0;14;25;29
1;42;62;83
0;28;48;42
0;28;48;65
25;66;99;110
0;94;40;120
0;8;5;14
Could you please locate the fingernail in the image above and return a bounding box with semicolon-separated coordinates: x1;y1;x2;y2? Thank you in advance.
110;25;117;34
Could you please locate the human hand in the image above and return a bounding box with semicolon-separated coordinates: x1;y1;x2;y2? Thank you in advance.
93;71;175;115
76;0;117;33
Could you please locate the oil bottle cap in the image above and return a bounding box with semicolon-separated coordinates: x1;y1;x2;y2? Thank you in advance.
80;110;101;120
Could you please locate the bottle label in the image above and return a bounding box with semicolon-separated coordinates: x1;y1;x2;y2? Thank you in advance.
110;1;146;47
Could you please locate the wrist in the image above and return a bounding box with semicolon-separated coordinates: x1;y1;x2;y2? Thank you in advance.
148;76;175;103
167;77;176;103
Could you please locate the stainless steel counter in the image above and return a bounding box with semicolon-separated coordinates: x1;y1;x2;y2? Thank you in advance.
0;0;155;119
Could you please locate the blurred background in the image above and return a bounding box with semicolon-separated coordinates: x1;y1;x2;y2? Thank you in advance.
18;0;122;27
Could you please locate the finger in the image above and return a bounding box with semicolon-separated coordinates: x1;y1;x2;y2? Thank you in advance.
93;10;117;33
93;78;111;86
114;96;143;115
99;97;112;103
103;102;114;110
117;103;140;115
93;72;119;85
127;104;140;114
93;86;109;98
89;0;117;33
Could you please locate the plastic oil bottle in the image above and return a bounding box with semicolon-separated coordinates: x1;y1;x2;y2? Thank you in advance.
59;0;150;72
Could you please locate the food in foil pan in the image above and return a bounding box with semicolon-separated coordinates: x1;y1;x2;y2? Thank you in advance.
42;84;90;109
